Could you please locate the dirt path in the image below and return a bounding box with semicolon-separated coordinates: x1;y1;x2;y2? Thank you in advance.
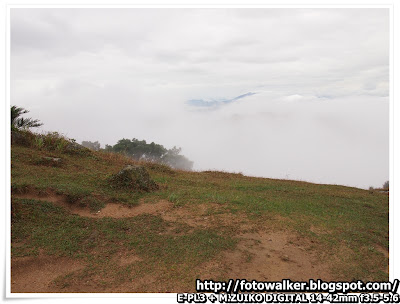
14;192;173;218
12;194;334;292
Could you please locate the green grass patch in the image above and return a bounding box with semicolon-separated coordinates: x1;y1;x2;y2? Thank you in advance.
11;142;389;283
11;198;236;288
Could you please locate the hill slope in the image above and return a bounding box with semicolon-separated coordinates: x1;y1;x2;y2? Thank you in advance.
10;133;389;292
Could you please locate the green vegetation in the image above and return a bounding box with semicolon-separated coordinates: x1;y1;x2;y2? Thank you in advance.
10;106;389;291
105;138;193;170
11;140;389;285
81;140;101;151
383;180;389;190
12;198;235;290
107;165;159;192
11;105;42;131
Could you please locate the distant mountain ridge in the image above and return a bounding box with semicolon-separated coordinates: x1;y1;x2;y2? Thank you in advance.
187;92;256;107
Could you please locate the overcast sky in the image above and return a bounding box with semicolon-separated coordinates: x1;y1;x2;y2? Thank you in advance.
10;8;389;189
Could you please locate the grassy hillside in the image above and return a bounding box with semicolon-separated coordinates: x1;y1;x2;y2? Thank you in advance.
10;132;389;292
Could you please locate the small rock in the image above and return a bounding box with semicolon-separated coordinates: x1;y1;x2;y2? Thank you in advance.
43;157;61;162
34;156;63;167
281;255;290;262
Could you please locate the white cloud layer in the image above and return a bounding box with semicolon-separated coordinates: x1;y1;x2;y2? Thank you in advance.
11;8;389;188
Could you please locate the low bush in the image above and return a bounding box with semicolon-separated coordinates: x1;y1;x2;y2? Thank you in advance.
12;130;91;156
107;165;159;192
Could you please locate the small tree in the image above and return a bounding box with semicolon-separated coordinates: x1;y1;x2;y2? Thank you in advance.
383;181;389;190
11;105;42;131
81;140;101;151
108;138;194;170
161;146;193;170
104;144;113;152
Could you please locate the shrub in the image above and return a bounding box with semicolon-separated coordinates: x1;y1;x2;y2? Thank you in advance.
81;141;101;151
30;132;91;155
40;132;70;152
34;137;44;149
11;130;36;146
107;165;159;192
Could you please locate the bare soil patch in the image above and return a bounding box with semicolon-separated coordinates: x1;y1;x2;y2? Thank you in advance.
112;252;143;266
94;200;172;218
11;252;83;293
195;230;333;283
161;203;253;232
219;230;333;281
375;245;389;260
14;192;172;218
162;204;333;282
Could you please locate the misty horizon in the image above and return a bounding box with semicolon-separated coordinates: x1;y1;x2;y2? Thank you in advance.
11;8;389;189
